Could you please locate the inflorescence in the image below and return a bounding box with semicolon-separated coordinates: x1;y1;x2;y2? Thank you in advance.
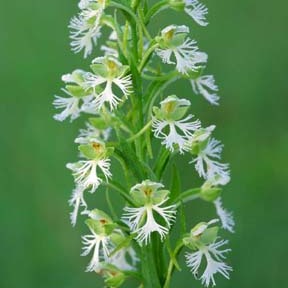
53;1;234;287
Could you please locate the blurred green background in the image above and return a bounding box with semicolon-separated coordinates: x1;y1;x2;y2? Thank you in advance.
1;0;288;287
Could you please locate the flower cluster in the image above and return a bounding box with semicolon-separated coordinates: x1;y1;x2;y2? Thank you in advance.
53;0;234;287
122;180;176;245
70;0;106;58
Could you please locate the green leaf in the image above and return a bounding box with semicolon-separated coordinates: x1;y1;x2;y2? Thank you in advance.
169;164;181;202
154;148;170;179
166;236;181;271
169;165;187;234
115;144;145;182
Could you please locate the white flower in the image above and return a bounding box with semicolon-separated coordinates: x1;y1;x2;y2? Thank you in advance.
69;185;88;226
185;239;232;287
75;122;111;144
86;74;132;110
53;70;96;121
53;90;81;122
122;198;176;245
214;197;235;233
69;2;106;58
67;159;111;193
78;0;92;9
156;25;207;74
82;229;113;272
84;58;133;110
80;94;98;114
192;138;230;181
191;75;219;105
152;96;201;153
184;0;209;26
153;116;200;153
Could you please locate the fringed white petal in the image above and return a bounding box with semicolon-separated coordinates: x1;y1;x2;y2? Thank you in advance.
214;198;235;233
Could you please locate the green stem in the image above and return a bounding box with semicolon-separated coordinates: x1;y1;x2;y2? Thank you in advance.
101;15;126;59
105;187;117;220
174;188;201;207
138;43;159;72
163;243;184;288
132;0;141;11
142;71;178;81
141;244;162;288
102;181;135;206
127;120;152;142
110;1;139;23
138;7;153;41
144;0;169;24
145;128;153;159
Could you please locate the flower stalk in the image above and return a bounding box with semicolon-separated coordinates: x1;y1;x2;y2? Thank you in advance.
53;1;234;287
